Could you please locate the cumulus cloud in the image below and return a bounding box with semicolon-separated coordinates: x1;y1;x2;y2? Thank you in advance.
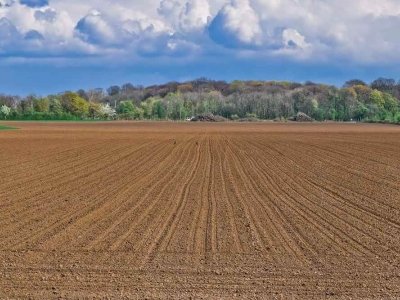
158;0;210;33
0;17;19;44
0;17;48;55
180;0;211;31
209;0;262;48
0;0;14;7
0;0;400;64
72;8;197;58
282;28;308;49
75;10;122;46
24;29;43;40
34;8;56;22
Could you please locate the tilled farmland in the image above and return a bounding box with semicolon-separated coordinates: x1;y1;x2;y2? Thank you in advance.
0;122;399;299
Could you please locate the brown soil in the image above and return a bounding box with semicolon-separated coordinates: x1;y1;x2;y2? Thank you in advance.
0;121;399;299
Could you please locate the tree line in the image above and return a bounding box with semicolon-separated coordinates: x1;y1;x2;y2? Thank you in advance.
1;78;400;123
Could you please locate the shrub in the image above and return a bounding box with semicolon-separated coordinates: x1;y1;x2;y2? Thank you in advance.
395;113;400;123
230;114;239;121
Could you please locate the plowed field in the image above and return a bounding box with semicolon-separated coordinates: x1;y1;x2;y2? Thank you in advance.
1;122;399;299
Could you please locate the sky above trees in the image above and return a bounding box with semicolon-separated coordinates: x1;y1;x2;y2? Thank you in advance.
1;0;400;94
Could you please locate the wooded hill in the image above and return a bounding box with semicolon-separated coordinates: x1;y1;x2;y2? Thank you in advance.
1;78;399;123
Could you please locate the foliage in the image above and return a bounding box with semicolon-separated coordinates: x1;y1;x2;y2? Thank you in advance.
88;102;103;119
33;98;50;113
99;103;117;119
396;112;400;123
0;105;11;119
369;90;385;108
61;92;89;117
117;101;143;119
1;78;400;123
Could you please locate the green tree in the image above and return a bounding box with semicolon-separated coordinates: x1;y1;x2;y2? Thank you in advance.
49;98;63;115
88;102;102;119
353;85;372;104
61;92;89;117
153;100;166;119
165;93;188;120
369;90;385;108
354;102;368;120
337;88;358;120
117;101;135;114
117;100;144;119
141;98;155;119
383;93;398;117
33;98;50;113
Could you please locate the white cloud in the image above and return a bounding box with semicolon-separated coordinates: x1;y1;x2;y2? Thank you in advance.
0;17;20;47
158;0;210;33
209;0;262;47
179;0;210;32
0;0;14;7
282;28;308;49
0;0;400;64
35;8;56;22
75;10;121;45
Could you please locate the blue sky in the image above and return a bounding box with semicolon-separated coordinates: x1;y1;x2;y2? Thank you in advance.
1;0;400;95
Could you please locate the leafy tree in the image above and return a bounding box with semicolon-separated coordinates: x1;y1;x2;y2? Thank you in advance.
338;88;357;120
153;100;166;119
1;77;400;123
382;93;398;116
117;101;135;114
77;89;88;100
99;103;116;119
354;102;368;120
33;98;50;113
164;92;188;120
117;100;144;119
61;92;89;117
353;85;373;104
396;112;400;123
88;102;102;119
365;103;381;120
0;105;11;119
369;90;385;108
141;98;155;119
49;98;63;115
